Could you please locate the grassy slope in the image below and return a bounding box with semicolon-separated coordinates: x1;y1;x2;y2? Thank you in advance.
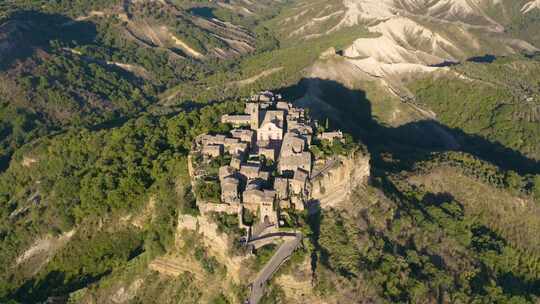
408;55;540;161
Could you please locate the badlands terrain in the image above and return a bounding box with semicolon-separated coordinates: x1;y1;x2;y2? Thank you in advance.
1;0;540;303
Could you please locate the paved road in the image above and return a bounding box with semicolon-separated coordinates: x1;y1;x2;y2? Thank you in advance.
248;233;302;304
247;232;298;250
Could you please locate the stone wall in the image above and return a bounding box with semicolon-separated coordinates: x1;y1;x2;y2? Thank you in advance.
198;202;241;215
310;151;370;208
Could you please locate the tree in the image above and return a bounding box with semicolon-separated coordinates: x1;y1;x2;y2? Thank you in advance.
533;175;540;202
505;171;523;194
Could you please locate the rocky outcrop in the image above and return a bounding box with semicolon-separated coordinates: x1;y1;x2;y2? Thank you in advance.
310;150;370;208
176;214;246;282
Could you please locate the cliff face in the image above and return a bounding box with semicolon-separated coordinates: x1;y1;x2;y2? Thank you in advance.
310;150;370;208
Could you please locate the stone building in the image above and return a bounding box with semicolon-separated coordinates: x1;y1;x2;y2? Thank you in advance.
243;189;277;224
319;131;343;141
230;129;255;146
240;163;261;180
257;122;283;142
246;103;260;130
257;110;285;142
276;101;290;112
280;133;306;157
202;144;223;157
219;166;235;181
195;90;345;227
225;140;248;156
274;177;289;200
222;114;251;126
290;169;309;195
258;146;276;161
230;155;242;170
200;134;226;146
221;177;240;204
279;152;312;175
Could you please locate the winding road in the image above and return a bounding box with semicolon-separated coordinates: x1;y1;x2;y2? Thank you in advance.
247;233;303;304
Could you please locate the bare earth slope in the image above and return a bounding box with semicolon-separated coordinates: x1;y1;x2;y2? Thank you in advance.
278;0;539;100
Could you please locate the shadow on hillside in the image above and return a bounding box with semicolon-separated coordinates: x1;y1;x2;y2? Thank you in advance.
13;270;110;303
278;77;540;175
0;10;98;70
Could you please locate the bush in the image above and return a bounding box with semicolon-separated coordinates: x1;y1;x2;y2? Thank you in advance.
195;180;221;202
533;175;540;202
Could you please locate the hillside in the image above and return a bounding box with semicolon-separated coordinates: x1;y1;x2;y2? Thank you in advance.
408;54;540;163
1;0;540;303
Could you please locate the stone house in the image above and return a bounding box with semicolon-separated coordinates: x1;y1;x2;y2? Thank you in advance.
225;137;239;145
289;121;313;137
287;108;304;120
230;142;248;156
290;196;305;211
274;177;289;200
258;146;276;161
280;132;306;157
243;189;275;207
230;155;242;170
243;189;277;224
246;103;260;130
290;169;309;195
279;152;312;175
230;129;255;146
223;138;248;156
200;134;226;146
219;166;235;181
202;144;223;157
276;101;290;112
251;91;275;102
258;171;271;183
221;177;240;204
319;131;343;141
221;114;251;126
240;163;261;180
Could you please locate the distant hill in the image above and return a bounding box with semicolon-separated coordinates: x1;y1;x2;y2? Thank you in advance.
1;1;540;303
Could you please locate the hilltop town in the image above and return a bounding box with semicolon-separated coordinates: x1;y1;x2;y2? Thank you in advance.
189;91;345;230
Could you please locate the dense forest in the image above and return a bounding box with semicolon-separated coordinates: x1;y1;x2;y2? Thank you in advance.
0;101;241;301
2;0;540;303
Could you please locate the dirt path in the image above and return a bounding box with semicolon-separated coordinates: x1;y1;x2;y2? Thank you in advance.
62;11;105;26
169;33;204;59
149;256;204;280
232;67;283;87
